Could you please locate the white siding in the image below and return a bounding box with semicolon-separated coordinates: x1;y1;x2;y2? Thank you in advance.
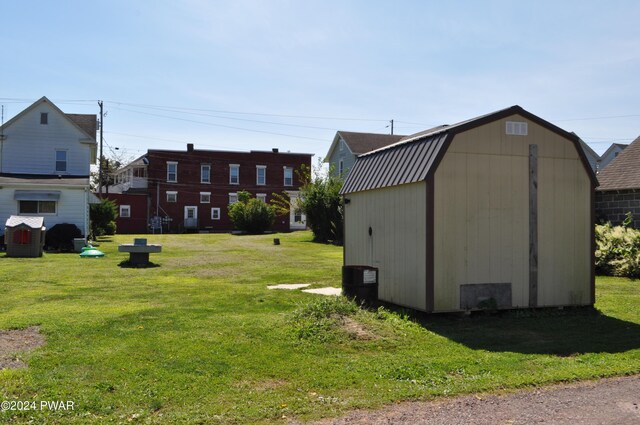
0;103;93;175
0;186;89;237
344;182;427;311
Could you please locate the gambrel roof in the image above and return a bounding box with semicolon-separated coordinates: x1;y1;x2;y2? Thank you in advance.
341;105;598;194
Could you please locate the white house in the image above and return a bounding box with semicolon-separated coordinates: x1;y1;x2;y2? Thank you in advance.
0;97;97;238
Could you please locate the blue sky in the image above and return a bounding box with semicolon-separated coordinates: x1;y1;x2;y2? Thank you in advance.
1;0;639;163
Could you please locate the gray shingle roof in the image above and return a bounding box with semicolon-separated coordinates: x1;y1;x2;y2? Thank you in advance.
341;105;597;195
596;136;640;191
338;131;406;154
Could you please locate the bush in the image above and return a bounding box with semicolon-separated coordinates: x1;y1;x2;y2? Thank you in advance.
90;199;118;237
45;223;82;252
228;191;275;234
595;223;640;278
297;163;344;244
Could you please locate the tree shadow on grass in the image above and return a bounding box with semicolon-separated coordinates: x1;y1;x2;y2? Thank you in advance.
390;306;640;355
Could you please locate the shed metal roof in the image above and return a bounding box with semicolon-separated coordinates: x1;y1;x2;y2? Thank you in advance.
341;105;598;195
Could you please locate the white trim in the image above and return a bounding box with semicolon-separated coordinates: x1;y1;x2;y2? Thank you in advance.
166;190;177;202
119;204;131;218
200;164;211;183
167;161;178;182
211;207;221;220
256;193;267;203
200;192;211;203
283;166;293;186
229;164;240;185
228;192;238;204
184;205;198;219
256;165;266;185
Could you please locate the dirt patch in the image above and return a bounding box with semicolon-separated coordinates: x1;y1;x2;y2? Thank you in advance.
339;317;377;341
0;326;45;369
292;375;640;425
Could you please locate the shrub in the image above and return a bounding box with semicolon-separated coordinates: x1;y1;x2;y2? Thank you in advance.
228;191;275;234
45;223;82;252
297;163;344;244
595;223;640;278
90;199;118;237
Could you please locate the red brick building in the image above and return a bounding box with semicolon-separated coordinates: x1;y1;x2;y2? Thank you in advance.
107;145;312;233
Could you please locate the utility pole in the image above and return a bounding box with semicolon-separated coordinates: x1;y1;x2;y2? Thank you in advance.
389;119;394;135
98;100;104;197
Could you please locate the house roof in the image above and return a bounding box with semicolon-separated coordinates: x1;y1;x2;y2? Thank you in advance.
65;114;97;140
5;215;44;229
596;136;640;191
341;105;598;195
0;96;97;142
600;142;628;159
324;131;406;161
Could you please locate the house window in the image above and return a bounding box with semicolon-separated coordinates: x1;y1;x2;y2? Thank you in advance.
200;192;211;203
166;191;177;203
55;150;67;172
284;167;293;186
294;209;303;223
167;162;178;182
19;201;56;214
40;113;48;125
229;193;238;204
339;160;344;175
229;164;240;184
256;165;266;185
256;193;267;203
13;229;31;245
201;164;211;183
211;208;220;220
119;205;131;218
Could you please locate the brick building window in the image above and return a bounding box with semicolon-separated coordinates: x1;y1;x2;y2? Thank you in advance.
256;193;267;203
284;167;293;186
211;208;220;220
166;191;177;202
230;165;239;185
201;164;211;183
229;193;238;204
200;192;211;203
119;205;131;218
256;165;266;185
167;162;178;182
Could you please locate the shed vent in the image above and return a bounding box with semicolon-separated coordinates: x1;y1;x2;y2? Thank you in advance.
506;121;528;136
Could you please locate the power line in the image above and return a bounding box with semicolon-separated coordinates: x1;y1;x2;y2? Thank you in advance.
114;107;329;142
105;100;390;122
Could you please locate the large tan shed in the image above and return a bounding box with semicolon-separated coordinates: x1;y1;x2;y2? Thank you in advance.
341;106;598;313
5;216;46;258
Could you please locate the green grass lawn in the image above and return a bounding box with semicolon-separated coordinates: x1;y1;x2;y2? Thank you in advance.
0;231;639;424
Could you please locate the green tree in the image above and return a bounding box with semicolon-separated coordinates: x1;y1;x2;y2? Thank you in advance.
293;163;344;244
90;199;118;237
228;191;275;234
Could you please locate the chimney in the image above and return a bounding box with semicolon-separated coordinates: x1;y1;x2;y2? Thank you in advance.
187;143;194;152
272;148;279;153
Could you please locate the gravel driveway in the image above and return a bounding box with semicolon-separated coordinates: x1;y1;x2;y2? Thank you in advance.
296;375;640;425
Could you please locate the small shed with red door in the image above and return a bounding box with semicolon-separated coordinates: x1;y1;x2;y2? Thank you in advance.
5;215;46;257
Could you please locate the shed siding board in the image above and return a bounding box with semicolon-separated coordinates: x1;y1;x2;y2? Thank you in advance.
433;117;590;311
537;156;591;306
1;103;93;175
345;182;426;311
